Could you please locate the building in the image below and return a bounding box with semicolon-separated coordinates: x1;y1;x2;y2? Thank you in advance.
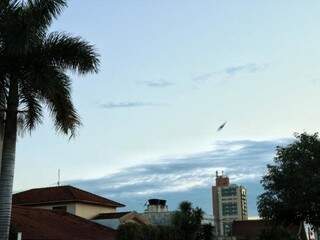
141;199;173;225
141;198;215;228
13;185;125;219
232;220;308;240
202;214;215;226
212;172;248;237
10;206;117;240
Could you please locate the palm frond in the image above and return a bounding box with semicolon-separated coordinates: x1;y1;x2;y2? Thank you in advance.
24;65;81;137
43;32;100;74
19;81;43;131
43;71;80;137
24;0;67;30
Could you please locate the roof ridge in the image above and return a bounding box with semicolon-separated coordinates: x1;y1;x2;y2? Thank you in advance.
16;185;72;194
13;185;125;208
68;186;125;207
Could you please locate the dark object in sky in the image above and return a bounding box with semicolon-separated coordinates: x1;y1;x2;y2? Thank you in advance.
217;121;227;131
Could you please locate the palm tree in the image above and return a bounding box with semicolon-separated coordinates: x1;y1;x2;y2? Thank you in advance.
0;1;99;239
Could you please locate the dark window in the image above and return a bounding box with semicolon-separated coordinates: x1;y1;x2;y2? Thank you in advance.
52;206;67;212
221;187;237;197
222;202;238;216
223;222;232;236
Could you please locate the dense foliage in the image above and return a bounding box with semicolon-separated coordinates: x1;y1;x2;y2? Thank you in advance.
117;201;214;240
258;227;296;240
117;223;178;240
172;201;204;240
258;132;320;228
196;224;215;240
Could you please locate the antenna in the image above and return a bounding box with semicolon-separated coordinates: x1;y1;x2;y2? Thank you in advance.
57;169;61;186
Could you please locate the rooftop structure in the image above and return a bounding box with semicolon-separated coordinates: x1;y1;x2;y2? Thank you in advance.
141;198;172;225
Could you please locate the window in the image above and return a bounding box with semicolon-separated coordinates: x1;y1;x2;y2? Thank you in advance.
223;222;232;236
221;187;237;197
222;202;238;216
52;206;67;212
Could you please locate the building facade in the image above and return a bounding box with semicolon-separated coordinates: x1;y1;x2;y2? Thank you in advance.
141;199;173;225
212;172;248;238
13;185;125;219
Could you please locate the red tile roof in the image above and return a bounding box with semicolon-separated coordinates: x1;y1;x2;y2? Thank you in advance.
11;206;117;240
13;185;125;208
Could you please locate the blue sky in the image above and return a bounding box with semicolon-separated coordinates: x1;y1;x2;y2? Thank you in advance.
13;0;320;216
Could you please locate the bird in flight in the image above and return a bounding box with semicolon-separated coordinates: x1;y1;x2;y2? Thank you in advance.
217;121;227;132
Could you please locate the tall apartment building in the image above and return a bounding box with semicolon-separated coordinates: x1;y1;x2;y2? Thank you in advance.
212;172;248;237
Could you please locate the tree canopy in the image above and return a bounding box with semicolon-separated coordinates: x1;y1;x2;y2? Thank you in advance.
0;0;99;136
258;132;320;228
172;201;204;240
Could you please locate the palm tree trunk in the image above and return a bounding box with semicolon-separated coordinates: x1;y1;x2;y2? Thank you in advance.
0;111;5;174
297;221;303;240
0;79;19;240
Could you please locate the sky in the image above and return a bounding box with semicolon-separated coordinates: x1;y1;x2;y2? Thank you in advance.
13;0;320;216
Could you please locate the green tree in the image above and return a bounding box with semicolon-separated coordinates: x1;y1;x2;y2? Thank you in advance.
117;223;179;240
258;132;320;239
196;224;215;240
0;1;99;239
117;223;144;240
172;201;204;240
258;227;296;240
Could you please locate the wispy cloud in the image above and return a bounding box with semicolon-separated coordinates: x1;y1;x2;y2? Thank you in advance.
69;138;291;215
225;63;266;75
138;79;174;88
193;63;268;83
100;102;164;109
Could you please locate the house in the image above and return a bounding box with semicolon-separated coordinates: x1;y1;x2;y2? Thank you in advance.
232;220;307;240
92;211;149;229
13;185;125;219
10;206;117;240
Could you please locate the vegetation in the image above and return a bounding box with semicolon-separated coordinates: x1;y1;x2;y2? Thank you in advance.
172;201;204;240
117;201;214;240
258;132;320;238
258;227;296;240
117;223;178;240
0;1;99;239
196;224;215;240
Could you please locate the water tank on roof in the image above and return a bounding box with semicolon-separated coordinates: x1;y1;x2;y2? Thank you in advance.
145;199;168;213
148;199;167;206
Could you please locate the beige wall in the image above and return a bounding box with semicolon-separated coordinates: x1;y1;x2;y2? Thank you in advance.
29;202;117;219
75;203;116;219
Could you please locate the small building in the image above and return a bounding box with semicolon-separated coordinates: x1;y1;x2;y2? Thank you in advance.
232;220;308;240
10;206;117;240
202;214;214;226
13;185;125;219
141;199;173;225
212;172;248;237
92;211;149;229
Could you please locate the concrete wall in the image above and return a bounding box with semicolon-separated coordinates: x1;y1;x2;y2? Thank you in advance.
31;203;117;219
75;203;116;219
